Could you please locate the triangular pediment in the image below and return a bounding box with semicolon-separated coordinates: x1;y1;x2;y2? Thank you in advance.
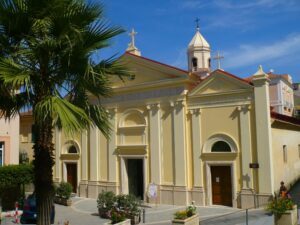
189;70;253;96
111;53;188;88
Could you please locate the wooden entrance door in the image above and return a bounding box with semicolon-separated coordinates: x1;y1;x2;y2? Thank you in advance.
127;159;144;200
66;163;77;193
211;166;232;206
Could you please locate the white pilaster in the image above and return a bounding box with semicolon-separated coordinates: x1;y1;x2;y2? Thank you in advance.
252;66;274;194
190;108;203;187
108;109;117;182
238;105;253;189
148;103;162;184
54;127;61;181
81;130;88;181
171;101;187;186
89;126;99;181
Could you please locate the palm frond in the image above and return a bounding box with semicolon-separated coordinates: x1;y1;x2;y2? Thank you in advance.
34;96;92;134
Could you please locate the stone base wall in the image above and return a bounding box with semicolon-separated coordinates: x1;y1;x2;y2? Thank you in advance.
238;189;273;209
78;181;119;199
190;187;205;206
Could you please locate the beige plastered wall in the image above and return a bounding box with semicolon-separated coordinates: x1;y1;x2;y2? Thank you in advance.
271;124;300;192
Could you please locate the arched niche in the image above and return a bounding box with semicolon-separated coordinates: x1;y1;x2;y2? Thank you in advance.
203;134;238;153
118;109;147;146
62;140;80;155
119;109;147;127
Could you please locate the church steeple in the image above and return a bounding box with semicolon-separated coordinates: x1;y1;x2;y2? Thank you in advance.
126;28;141;56
187;21;211;78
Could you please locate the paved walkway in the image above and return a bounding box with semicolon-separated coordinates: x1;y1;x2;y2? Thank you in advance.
0;197;274;225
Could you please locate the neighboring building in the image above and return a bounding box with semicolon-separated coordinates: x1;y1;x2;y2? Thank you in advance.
0;115;20;166
293;83;300;118
246;72;294;116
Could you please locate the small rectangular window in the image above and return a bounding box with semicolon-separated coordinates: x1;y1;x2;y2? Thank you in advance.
283;145;287;163
298;145;300;158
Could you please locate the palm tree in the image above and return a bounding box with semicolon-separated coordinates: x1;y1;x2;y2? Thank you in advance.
0;0;130;224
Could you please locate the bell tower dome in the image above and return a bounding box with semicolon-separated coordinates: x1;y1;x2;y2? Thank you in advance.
187;23;211;78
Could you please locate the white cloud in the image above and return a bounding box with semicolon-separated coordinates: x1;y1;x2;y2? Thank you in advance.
224;33;300;69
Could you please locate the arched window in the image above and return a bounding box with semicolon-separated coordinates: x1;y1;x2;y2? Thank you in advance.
192;57;198;70
208;58;211;68
211;141;231;152
68;145;78;154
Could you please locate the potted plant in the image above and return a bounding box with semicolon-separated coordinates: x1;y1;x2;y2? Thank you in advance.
97;192;141;224
103;209;131;225
97;191;116;218
266;196;297;225
172;202;199;225
54;182;73;206
116;194;141;225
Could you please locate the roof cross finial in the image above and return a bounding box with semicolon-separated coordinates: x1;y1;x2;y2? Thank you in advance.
129;28;137;48
213;51;224;70
195;18;200;31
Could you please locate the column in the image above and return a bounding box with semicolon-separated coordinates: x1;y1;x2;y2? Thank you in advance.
88;125;100;198
252;66;274;196
238;105;256;209
190;108;205;205
89;126;99;181
148;103;162;184
172;100;188;205
238;105;253;189
190;108;202;187
54;127;61;183
79;130;88;197
108;109;117;183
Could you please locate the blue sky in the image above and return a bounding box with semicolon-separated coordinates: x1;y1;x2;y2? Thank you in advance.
99;0;300;82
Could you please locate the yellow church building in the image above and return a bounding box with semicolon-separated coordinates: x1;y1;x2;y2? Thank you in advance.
21;27;300;209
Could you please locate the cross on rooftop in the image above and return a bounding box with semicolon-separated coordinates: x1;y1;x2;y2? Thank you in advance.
213;51;224;70
129;28;137;47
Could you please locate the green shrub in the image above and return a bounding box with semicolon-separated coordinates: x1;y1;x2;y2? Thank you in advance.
56;182;73;199
116;194;141;217
0;164;34;210
97;191;116;218
97;192;141;220
267;196;295;216
110;209;126;224
0;164;33;188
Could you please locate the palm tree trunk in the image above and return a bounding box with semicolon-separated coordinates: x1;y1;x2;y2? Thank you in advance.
33;121;55;225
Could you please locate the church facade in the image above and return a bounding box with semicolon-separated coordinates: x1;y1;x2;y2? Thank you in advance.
52;28;300;208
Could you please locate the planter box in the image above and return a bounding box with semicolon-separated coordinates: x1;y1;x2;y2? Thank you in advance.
275;205;298;225
54;196;72;206
129;215;140;225
104;219;131;225
172;214;199;225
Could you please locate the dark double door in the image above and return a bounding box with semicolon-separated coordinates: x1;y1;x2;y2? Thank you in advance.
127;159;144;200
211;166;232;206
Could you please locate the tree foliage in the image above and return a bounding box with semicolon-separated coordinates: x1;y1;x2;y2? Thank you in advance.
0;0;129;224
0;164;33;188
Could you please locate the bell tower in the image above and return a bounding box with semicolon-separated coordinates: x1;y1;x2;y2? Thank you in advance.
187;20;211;78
